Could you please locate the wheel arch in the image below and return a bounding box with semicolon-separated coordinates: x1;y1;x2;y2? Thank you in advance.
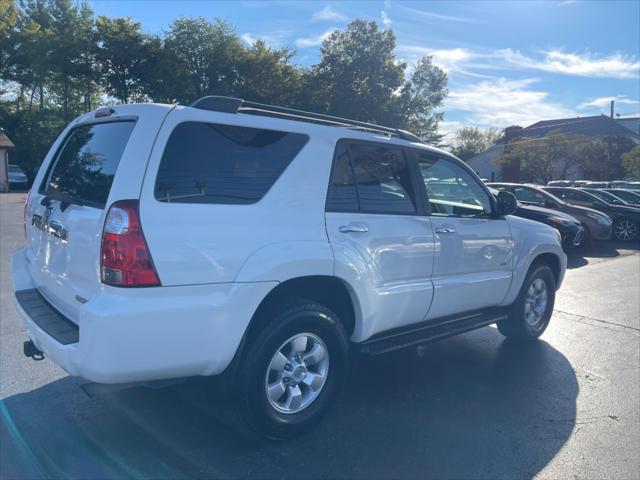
530;252;562;287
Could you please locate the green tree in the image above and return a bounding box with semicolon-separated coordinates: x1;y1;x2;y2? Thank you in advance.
450;126;501;161
620;146;640;180
579;135;636;180
495;130;587;184
95;16;156;103
305;20;447;142
306;20;405;123
235;40;303;106
393;56;448;144
162;17;242;103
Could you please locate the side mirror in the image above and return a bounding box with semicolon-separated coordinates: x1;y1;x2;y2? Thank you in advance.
497;191;518;216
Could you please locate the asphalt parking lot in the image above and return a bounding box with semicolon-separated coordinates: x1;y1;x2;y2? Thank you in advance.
1;192;639;480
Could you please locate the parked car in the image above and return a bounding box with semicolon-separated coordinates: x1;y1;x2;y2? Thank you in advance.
543;187;640;242
8;164;28;189
582;181;609;189
609;181;629;189
547;180;573;187
12;98;567;438
580;188;630;206
487;187;583;249
488;183;612;244
603;188;640;206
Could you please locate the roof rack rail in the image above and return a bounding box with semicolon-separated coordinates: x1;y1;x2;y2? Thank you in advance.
189;95;424;143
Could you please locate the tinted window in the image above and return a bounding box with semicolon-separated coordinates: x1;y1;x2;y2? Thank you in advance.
43;121;135;207
155;122;308;204
513;187;547;206
349;143;416;214
415;152;491;217
326;143;359;211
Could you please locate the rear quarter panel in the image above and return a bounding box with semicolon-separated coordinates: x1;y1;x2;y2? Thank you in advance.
139;107;337;286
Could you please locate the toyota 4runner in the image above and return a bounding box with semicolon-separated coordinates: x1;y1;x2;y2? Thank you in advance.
12;97;567;438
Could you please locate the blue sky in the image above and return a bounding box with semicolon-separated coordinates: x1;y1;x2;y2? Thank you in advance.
89;0;640;136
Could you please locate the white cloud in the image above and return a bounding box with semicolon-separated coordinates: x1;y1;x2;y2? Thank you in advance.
578;96;639;109
497;49;640;79
240;30;292;48
445;78;575;128
381;10;392;26
295;29;336;48
397;46;478;74
312;5;348;22
393;3;480;23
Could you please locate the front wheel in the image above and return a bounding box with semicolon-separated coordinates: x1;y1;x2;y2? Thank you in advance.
613;218;639;242
236;300;349;439
498;264;556;341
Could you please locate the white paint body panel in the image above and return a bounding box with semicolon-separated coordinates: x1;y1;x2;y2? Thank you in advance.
326;212;435;341
427;216;513;319
12;102;567;384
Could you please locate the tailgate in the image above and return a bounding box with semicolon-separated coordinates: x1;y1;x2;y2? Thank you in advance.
25;120;136;322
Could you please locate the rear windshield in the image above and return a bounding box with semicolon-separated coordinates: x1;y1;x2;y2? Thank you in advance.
154;122;308;204
41;121;135;207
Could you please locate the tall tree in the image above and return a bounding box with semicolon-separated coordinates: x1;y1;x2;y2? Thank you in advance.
450;126;501;161
495;130;587;184
162;17;242;103
95;16;155;103
306;20;406;123
621;146;640;180
392;56;448;144
235;40;303;106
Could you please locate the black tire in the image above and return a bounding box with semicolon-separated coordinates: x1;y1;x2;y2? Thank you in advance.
497;264;556;341
613;217;639;242
236;299;349;439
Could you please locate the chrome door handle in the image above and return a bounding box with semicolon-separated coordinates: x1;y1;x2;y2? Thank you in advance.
339;224;368;233
435;226;456;234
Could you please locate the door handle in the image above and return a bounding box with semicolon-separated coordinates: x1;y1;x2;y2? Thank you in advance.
435;226;456;234
339;223;369;234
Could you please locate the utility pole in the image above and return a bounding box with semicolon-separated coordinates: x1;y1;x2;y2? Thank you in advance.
610;100;614;119
607;100;614;170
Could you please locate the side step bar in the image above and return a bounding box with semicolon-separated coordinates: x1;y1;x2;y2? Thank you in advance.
358;308;509;355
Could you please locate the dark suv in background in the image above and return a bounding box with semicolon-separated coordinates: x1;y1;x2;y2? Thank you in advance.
543;187;640;242
489;183;612;243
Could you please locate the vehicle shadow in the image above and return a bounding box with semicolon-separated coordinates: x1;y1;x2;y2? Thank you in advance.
567;240;639;269
1;327;577;479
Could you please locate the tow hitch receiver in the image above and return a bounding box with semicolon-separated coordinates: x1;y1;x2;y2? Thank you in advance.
23;340;45;361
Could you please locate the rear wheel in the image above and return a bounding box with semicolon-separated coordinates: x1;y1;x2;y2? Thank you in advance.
236;300;349;439
613;218;639;242
498;264;556;341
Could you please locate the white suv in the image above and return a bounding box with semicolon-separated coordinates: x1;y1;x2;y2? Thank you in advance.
12;97;566;438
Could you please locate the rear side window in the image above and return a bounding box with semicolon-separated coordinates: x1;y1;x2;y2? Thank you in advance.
42;121;135;207
326;141;417;214
154;122;309;204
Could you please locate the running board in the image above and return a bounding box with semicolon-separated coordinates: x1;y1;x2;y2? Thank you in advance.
358;308;509;355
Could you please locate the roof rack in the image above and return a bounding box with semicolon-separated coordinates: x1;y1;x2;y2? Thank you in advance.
189;95;424;143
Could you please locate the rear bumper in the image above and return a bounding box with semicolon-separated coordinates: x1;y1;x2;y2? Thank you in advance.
12;248;276;384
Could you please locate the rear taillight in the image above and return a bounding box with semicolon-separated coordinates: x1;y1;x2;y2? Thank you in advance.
23;189;31;238
100;200;160;287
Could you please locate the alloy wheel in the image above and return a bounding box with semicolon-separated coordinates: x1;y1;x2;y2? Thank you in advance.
265;333;330;414
525;278;548;331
